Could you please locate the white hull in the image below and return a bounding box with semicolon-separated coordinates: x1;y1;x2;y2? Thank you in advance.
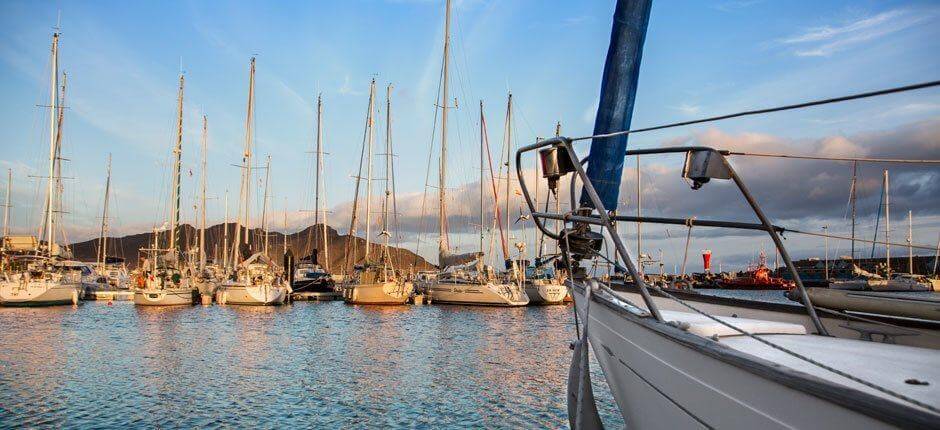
0;279;81;306
343;281;413;305
572;283;939;429
216;282;289;306
134;288;195;306
429;281;529;306
524;281;566;305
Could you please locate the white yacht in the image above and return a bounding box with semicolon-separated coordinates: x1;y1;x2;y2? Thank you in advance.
341;82;413;305
0;33;81;307
521;3;940;427
215;57;290;306
134;73;196;306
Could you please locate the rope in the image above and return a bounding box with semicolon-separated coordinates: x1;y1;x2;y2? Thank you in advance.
785;228;937;252
727;152;940;164
638;284;940;414
571;80;940;142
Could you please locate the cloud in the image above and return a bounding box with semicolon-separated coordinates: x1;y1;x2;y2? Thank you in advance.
338;74;366;96
777;9;932;57
671;103;701;116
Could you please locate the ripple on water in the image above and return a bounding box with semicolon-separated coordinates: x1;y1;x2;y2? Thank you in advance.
0;302;623;429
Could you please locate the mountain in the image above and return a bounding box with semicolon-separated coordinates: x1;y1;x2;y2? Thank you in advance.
67;223;435;271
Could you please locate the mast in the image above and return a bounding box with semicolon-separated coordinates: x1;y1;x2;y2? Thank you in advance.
199;115;208;271
97;154;112;271
908;210;913;274
233;57;255;265
503;93;513;266
382;84;394;267
479;101;485;255
636;156;642;266
438;0;452;257
849;161;857;259
169;73;185;255
364;81;376;262
3;168;11;238
884;170;890;276
222;190;229;271
314;93;328;269
344;78;374;272
262;155;271;257
43;33;59;253
283;197;289;256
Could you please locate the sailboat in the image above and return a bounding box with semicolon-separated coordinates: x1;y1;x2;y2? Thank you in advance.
520;2;940;428
84;154;131;300
426;4;528;306
192;115;221;301
292;93;334;295
0;32;82;307
134;73;197;306
216;57;290;306
342;83;414;305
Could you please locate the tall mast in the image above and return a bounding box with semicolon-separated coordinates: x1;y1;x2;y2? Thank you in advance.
199;115;208;271
97;154;112;271
283;197;289;256
382;84;394;264
884;169;890;276
849;161;857;259
364;80;376;262
314;93;326;268
438;0;452;256
479;101;485;255
169;74;185;254
636;156;642;267
343;78;374;273
3;168;11;238
233;57;255;265
43;33;59;252
503;93;513;265
262;155;271;257
222;190;229;271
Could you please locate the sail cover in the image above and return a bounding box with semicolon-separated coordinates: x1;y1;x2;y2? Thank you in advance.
580;0;653;210
439;250;483;270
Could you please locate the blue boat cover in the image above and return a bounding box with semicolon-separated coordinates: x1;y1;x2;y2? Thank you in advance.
580;0;653;210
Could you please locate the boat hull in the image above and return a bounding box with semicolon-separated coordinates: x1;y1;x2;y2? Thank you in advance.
216;283;289;306
0;280;81;306
134;288;196;306
524;282;567;305
429;281;529;306
342;281;413;305
571;282;936;429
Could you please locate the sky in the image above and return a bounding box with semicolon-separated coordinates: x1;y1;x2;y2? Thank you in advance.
1;0;938;270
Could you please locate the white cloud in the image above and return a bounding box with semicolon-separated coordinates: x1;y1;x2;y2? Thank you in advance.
777;9;932;57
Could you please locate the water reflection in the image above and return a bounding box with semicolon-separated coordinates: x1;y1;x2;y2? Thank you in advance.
0;302;623;428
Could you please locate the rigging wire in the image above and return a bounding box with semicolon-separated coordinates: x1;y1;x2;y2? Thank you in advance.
571;80;940;142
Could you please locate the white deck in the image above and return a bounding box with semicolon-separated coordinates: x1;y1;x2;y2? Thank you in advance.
721;333;940;412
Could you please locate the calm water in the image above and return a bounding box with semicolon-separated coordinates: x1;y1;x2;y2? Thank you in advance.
0;301;623;429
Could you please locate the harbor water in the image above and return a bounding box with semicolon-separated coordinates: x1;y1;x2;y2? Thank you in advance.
0;302;623;428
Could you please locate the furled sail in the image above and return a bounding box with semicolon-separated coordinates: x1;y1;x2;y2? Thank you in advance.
579;0;653;210
439;250;483;270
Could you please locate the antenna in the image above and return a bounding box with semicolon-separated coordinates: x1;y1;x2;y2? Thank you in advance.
54;10;61;32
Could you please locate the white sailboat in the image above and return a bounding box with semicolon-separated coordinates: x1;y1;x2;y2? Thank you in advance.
427;7;528;306
520;2;940;427
134;73;197;306
0;32;82;307
84;154;131;300
342;83;413;305
216;57;290;306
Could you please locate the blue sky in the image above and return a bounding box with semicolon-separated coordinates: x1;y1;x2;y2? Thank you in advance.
1;0;938;268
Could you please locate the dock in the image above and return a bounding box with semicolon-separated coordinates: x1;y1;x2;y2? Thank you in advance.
291;291;341;301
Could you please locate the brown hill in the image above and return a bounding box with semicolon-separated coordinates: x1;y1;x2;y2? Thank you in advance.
68;223;435;272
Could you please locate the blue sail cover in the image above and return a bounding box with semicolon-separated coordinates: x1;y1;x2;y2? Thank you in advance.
580;0;653;210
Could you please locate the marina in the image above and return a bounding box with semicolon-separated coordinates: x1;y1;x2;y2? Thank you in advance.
1;0;939;428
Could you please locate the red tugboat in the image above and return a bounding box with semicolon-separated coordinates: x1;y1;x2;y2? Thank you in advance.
718;251;795;290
